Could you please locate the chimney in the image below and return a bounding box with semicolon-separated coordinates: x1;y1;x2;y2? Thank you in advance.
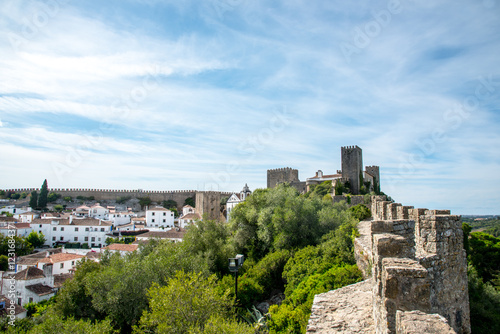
69;216;73;225
317;170;323;177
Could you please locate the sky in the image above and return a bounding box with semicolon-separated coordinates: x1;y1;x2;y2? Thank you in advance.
0;0;499;215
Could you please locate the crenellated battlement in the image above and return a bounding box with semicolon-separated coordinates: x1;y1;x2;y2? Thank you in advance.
341;145;361;151
308;196;470;334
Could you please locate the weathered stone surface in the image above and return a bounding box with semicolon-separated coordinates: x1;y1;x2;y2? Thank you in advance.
309;197;471;334
396;310;456;334
306;280;374;333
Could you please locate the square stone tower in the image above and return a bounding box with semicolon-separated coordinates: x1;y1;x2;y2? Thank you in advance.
341;145;363;194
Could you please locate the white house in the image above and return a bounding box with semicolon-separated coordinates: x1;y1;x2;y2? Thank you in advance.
36;253;84;275
0;223;32;238
30;217;113;248
3;267;55;306
145;207;175;229
226;184;252;220
0;295;27;319
106;211;133;226
73;205;90;218
89;204;109;219
181;205;195;216
15;249;63;272
178;213;201;228
18;212;39;223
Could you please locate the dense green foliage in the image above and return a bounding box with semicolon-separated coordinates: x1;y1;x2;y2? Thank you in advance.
139;196;151;209
29;191;38;209
47;192;61;202
26;231;46;248
184;196;196;207
462;223;500;334
0;234;34;256
229;184;353;261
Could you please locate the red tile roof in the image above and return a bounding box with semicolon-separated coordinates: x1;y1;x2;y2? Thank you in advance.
37;253;84;264
10;267;45;280
103;243;139;252
26;283;54;296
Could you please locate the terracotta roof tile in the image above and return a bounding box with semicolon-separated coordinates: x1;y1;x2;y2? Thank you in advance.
103;244;139;252
0;295;26;316
10;267;45;280
26;283;54;296
37;253;84;264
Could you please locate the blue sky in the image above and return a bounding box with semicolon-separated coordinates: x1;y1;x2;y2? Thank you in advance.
1;0;499;214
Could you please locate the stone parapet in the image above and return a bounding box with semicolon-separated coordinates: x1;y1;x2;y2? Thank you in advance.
308;196;471;334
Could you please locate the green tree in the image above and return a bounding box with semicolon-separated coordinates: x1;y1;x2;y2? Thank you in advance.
54;204;64;212
28;307;117;334
55;259;104;321
0;234;34;256
134;271;244;334
10;193;21;200
63;196;72;202
82;240;209;331
162;199;177;209
26;231;46;248
47;192;61;202
349;204;371;221
38;179;49;209
468;232;500;283
139;197;151;209
468;265;500;334
0;255;8;271
181;219;234;276
184;197;195;207
230;184;333;261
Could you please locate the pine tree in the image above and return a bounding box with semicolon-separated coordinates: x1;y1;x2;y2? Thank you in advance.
29;191;38;209
38;179;48;209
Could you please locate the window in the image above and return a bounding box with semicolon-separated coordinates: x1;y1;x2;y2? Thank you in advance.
101;228;104;232
75;227;79;231
52;236;56;241
91;237;95;242
84;237;88;241
39;224;42;228
60;227;64;231
85;227;89;231
60;236;63;241
60;263;64;269
98;238;101;241
163;219;166;223
74;237;78;241
152;219;155;223
53;227;56;231
163;212;166;216
152;212;155;216
29;297;33;303
71;261;75;266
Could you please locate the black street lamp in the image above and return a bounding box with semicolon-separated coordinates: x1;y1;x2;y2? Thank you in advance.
228;254;244;301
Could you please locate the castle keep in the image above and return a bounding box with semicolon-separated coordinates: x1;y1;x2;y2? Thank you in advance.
267;145;380;195
307;196;470;334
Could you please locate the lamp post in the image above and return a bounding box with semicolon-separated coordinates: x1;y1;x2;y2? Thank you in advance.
228;254;244;301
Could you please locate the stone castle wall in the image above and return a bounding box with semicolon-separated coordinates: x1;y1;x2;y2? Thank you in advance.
308;196;470;334
267;167;300;188
267;168;306;193
5;188;232;214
